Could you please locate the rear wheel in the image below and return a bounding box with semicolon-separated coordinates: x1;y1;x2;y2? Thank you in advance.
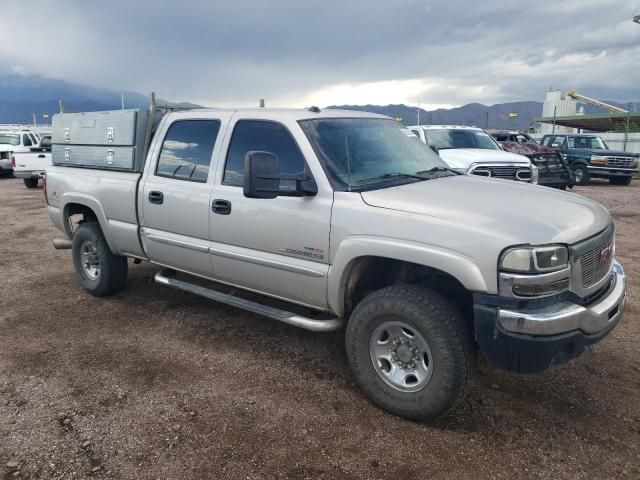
345;285;475;421
572;164;590;186
609;176;632;186
23;178;38;188
72;222;128;297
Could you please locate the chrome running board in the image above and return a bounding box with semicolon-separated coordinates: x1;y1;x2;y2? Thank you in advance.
154;271;343;332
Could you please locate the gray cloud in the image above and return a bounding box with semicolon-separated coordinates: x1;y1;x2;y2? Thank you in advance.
0;0;638;107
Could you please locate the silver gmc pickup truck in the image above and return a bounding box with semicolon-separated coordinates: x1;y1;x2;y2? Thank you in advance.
45;103;626;421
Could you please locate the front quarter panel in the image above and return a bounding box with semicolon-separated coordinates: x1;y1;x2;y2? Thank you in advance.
327;192;492;317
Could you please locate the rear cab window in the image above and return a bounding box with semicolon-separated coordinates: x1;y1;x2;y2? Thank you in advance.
155;119;221;182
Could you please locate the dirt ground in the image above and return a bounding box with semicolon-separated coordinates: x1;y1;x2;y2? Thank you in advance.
0;176;638;480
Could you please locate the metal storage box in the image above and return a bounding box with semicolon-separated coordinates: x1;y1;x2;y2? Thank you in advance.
52;109;149;171
52;144;137;170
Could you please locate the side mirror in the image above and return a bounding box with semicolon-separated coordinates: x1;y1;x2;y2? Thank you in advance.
243;151;318;199
243;151;280;199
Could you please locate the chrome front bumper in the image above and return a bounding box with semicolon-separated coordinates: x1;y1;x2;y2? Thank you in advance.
13;170;44;179
497;260;626;336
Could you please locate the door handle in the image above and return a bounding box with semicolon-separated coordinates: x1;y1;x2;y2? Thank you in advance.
38;154;46;158
212;199;231;215
148;191;164;205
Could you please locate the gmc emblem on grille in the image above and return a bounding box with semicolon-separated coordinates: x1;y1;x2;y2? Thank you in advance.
600;245;612;262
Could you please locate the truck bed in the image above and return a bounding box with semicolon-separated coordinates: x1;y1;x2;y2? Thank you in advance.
45;166;145;258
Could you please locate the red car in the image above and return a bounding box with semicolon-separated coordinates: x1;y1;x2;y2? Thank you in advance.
489;130;573;189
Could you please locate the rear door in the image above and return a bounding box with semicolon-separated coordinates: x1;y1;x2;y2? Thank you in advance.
140;114;230;278
208;115;333;309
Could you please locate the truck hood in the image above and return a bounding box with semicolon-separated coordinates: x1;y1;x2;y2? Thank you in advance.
438;148;531;169
568;148;640;158
360;175;610;245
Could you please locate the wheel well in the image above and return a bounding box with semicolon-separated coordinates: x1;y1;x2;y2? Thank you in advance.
63;203;99;236
343;257;474;321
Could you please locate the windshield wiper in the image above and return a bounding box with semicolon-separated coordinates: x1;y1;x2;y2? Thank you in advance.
354;172;429;185
416;166;463;176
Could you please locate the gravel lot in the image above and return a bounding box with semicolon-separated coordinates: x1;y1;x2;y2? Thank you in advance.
0;176;638;479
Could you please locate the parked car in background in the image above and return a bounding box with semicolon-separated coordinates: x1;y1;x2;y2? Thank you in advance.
408;125;537;183
44;106;626;421
0;128;43;176
489;130;573;190
12;135;52;188
540;134;639;186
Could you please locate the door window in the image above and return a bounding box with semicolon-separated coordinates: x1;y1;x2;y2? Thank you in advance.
22;134;33;147
156;120;220;182
223;120;307;187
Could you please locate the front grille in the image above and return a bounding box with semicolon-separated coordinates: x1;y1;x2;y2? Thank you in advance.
471;165;531;181
605;156;635;168
578;237;613;288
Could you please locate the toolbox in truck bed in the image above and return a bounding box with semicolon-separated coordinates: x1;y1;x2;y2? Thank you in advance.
52;109;149;171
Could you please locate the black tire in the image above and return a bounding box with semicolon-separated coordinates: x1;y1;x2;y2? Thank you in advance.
609;176;632;186
345;285;476;421
572;164;590;186
72;222;128;297
23;178;38;188
558;185;567;191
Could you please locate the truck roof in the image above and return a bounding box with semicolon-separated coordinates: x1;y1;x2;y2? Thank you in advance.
172;107;390;121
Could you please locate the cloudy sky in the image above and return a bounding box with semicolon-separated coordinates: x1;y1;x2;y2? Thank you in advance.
1;0;639;109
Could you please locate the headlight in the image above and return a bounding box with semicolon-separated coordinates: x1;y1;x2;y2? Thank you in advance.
590;155;607;165
530;165;539;184
500;245;568;273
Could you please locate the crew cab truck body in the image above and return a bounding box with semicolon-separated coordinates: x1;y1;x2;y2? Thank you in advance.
45;105;627;421
12;135;52;187
540;133;639;186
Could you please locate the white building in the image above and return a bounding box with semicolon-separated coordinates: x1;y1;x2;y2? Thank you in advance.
540;91;578;135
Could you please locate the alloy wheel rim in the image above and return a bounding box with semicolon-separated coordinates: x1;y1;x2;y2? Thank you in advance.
79;240;100;280
369;320;433;392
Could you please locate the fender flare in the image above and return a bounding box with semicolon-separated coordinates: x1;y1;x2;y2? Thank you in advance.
327;236;488;317
59;193;119;253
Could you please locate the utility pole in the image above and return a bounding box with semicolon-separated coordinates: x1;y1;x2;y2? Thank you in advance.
623;102;631;152
485;111;489;129
417;96;421;126
552;106;557;134
121;92;125;110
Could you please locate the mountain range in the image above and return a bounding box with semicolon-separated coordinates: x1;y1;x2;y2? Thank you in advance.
0;73;637;130
327;101;640;130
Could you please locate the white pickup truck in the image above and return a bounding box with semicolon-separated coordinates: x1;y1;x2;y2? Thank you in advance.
408;125;537;183
45;103;626;420
12;135;52;187
0;129;42;176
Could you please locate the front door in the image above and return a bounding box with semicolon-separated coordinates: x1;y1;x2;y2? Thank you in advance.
140;117;224;278
209;117;333;309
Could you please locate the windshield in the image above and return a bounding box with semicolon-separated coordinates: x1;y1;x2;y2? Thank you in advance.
0;134;20;146
299;118;451;191
425;129;500;151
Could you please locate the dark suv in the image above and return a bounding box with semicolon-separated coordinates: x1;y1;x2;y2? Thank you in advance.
490;130;573;189
540;134;639;186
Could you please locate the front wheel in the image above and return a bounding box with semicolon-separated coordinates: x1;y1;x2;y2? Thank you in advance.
345;285;476;421
572;164;590;186
23;178;38;188
72;222;128;297
609;176;632;186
